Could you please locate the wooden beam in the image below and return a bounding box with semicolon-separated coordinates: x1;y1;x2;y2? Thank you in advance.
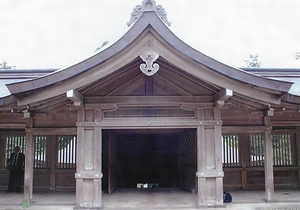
222;126;268;133
67;90;83;106
214;89;233;107
25;127;76;135
0;123;26;129
85;96;214;105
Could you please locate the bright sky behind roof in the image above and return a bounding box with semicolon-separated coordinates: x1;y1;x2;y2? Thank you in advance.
1;0;300;69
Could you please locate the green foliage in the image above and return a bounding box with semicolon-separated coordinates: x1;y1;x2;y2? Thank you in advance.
223;135;238;149
294;52;300;60
58;136;73;150
244;54;261;67
0;60;15;69
95;41;109;52
22;202;31;208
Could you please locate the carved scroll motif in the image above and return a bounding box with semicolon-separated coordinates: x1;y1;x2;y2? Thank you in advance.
127;0;171;27
127;5;143;27
156;5;171;26
140;50;160;76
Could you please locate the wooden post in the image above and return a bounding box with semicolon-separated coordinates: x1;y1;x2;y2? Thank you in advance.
296;127;300;188
264;116;274;201
0;133;5;168
241;133;250;189
24;119;34;203
196;108;224;208
197;123;206;206
48;136;57;190
75;108;103;209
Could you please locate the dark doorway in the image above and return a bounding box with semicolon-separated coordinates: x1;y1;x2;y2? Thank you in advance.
118;132;180;188
102;129;196;194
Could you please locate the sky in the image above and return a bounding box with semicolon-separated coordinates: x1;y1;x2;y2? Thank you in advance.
1;0;300;69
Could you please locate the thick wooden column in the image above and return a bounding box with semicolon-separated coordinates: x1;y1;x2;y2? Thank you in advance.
75;109;103;209
48;136;57;190
296;127;300;187
196;108;224;207
240;133;250;189
264;116;274;201
24;119;34;203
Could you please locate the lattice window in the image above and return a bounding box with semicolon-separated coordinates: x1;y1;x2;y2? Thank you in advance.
222;134;240;167
57;136;76;169
249;134;264;167
34;136;48;168
272;134;293;166
104;106;195;118
5;135;26;167
180;132;196;166
249;133;294;167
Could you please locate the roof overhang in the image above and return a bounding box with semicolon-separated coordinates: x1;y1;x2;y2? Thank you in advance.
5;11;293;107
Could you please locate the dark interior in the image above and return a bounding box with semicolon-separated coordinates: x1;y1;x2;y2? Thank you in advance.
102;129;196;194
118;133;180;188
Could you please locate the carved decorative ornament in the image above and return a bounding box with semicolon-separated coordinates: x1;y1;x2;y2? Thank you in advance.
140;49;160;76
127;0;171;27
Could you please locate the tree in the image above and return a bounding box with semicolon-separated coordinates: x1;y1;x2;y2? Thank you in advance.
0;60;15;70
294;52;300;60
94;41;109;52
244;54;261;67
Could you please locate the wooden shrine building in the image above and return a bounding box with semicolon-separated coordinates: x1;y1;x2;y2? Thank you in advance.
1;0;300;209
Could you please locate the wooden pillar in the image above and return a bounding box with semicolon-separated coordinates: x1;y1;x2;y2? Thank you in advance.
24;119;34;203
48;136;57;191
75;109;103;209
196;108;224;208
296;127;300;187
0;133;5;168
264;116;274;201
241;133;250;189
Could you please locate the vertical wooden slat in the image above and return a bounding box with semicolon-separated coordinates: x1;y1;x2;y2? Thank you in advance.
222;136;225;167
58;137;60;168
288;134;291;165
279;135;283;165
56;136;61;168
226;136;228;167
274;135;277;165
286;135;290;165
69;136;71;168
39;137;41;168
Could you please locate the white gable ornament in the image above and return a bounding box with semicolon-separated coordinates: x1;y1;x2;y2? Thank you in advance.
127;0;171;27
140;49;160;76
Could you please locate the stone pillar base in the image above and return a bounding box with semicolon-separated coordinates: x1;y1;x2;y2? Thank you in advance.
197;204;226;208
73;206;103;210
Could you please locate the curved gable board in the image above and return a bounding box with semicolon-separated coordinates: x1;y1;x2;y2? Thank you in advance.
8;11;292;106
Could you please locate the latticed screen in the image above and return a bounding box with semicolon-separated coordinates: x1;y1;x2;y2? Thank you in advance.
104;106;195;118
57;136;76;169
249;134;293;167
180;132;196;166
5;135;26;167
222;134;240;167
272;134;293;166
34;136;48;168
249;134;264;167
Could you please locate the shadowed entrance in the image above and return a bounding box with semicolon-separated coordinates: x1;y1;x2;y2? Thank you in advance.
102;129;196;194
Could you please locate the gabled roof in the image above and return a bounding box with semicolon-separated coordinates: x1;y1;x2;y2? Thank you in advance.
3;1;294;108
0;69;57;98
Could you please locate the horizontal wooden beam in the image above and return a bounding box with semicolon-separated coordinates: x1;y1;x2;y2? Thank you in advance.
222;126;268;134
85;96;214;105
76;118;222;129
0;123;26;129
25;128;76;135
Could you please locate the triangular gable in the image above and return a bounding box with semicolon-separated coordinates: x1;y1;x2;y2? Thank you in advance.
6;1;293;107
